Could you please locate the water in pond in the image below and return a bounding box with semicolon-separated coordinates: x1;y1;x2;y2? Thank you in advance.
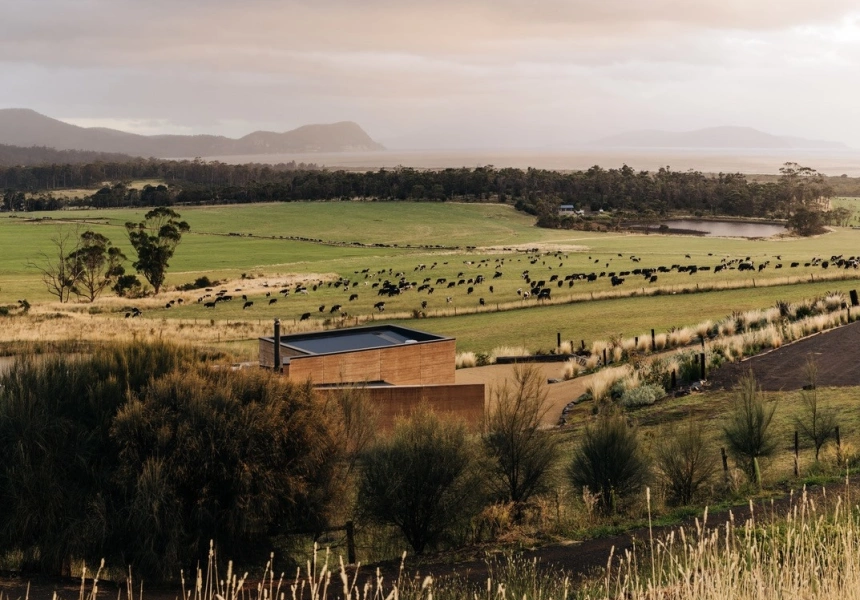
656;219;786;238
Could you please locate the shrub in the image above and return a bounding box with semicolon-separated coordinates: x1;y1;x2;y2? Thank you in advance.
484;365;559;507
178;276;215;291
620;384;665;408
455;351;477;368
111;367;343;579
568;411;650;513
655;416;717;506
723;371;777;486
0;342;197;576
359;408;485;553
795;358;838;462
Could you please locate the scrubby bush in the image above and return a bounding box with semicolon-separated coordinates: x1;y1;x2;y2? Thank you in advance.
723;372;777;487
655;416;717;506
484;365;559;507
360;408;485;553
569;411;650;513
620;384;665;408
0;342;196;575
112;368;343;579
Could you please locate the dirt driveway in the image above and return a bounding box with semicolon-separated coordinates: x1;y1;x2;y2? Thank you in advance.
709;320;860;391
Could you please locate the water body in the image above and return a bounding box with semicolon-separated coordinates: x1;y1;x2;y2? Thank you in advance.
658;219;787;238
193;148;860;176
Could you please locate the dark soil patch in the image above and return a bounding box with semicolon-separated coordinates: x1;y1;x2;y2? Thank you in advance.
708;320;860;391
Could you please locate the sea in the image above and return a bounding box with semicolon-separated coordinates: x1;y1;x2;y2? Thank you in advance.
190;148;860;176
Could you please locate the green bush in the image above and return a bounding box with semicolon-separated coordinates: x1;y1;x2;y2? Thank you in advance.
655;416;717;506
569;411;650;513
620;384;665;408
0;342;196;575
360;408;485;553
723;372;777;487
112;367;343;579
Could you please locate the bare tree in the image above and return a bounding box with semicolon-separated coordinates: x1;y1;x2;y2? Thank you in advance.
27;228;82;303
484;364;559;507
795;357;838;462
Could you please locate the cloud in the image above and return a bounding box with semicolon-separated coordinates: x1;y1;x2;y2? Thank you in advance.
1;0;860;147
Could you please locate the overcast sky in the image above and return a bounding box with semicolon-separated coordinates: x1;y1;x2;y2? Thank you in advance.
2;0;860;149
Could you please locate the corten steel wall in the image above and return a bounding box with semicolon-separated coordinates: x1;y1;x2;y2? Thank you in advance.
317;383;486;430
261;339;456;385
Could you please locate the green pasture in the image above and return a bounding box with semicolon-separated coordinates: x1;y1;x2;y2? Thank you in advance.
3;202;860;352
384;279;860;352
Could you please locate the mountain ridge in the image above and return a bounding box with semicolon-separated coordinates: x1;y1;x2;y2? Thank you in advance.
591;126;847;150
0;109;385;157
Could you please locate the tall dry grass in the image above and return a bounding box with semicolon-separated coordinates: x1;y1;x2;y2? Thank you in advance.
598;486;860;600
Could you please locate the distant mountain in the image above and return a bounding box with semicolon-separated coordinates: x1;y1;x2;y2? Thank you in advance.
0;109;385;158
591;126;847;150
0;143;134;167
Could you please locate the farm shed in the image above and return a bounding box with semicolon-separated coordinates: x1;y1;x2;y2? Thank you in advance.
259;324;484;428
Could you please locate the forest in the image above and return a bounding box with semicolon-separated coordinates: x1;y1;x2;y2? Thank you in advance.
1;158;854;223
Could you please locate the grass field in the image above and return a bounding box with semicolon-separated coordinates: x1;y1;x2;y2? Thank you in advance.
3;202;860;353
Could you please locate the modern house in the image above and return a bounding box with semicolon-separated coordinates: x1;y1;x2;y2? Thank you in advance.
260;323;485;428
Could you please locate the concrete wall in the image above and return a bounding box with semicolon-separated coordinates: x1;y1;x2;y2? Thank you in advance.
317;383;485;431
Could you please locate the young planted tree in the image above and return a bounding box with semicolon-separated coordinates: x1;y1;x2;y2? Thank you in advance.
68;230;126;302
484;364;559;507
569;411;650;514
360;408;484;554
795;358;838;462
655;415;718;506
723;372;777;487
125;206;190;294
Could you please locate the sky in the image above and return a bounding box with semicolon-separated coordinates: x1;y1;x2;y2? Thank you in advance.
2;0;860;149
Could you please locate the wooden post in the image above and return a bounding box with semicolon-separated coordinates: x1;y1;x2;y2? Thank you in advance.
836;425;841;450
721;447;729;473
794;430;799;477
581;340;586;350
635;336;639;347
346;521;356;565
273;319;281;373
700;352;706;379
603;348;607;365
651;328;656;351
671;369;676;389
557;332;562;348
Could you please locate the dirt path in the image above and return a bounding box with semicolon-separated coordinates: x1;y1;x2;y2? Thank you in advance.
709;320;860;391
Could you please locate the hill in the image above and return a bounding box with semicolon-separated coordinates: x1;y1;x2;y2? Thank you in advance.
591;126;847;149
0;109;385;157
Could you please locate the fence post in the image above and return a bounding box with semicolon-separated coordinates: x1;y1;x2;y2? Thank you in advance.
670;369;676;389
603;348;607;366
651;329;656;351
836;425;841;450
557;332;561;348
721;447;729;473
699;353;706;379
346;521;356;565
794;430;799;477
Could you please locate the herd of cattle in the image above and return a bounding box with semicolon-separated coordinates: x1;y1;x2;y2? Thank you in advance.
127;250;860;320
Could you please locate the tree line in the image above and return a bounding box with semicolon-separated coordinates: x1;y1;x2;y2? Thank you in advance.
2;160;857;223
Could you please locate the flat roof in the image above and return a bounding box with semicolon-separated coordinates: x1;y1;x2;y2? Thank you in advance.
261;324;451;357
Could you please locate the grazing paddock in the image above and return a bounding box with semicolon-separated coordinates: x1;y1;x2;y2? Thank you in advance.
4;202;860;356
